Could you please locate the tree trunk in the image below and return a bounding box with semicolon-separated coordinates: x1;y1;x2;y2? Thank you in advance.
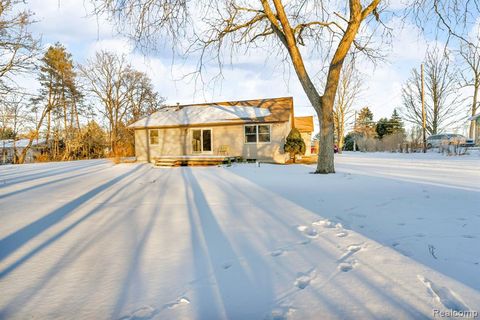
469;82;479;139
18;109;49;164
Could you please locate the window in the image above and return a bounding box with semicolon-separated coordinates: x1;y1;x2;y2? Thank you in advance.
149;129;159;145
192;129;212;153
258;125;271;143
245;125;257;143
244;124;271;143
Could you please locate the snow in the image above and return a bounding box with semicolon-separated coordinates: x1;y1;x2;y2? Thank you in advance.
1;139;46;148
0;153;479;319
128;105;272;128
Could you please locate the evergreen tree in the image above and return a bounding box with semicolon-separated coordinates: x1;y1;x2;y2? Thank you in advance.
389;109;405;134
355;107;375;138
375;117;392;139
343;132;356;151
19;43;80;163
284;128;306;163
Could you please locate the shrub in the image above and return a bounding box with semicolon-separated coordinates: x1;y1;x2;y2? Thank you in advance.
284;128;306;162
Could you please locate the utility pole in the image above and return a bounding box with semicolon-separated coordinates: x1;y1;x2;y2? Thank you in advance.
421;64;427;153
353;110;357;152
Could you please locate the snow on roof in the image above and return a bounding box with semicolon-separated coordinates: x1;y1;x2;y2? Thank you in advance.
1;139;45;148
128;97;293;129
129;104;271;128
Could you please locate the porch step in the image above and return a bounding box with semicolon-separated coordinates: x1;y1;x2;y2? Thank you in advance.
153;156;238;167
154;159;181;167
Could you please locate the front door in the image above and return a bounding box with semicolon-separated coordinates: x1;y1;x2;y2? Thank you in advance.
192;129;212;153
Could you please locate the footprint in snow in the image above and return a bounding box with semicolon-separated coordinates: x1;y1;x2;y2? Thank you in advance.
297;225;319;238
347;245;362;253
222;262;232;269
336;231;348;238
418;276;470;312
462;235;476;239
120;306;157;320
269;306;296;320
294;269;316;289
338;244;364;262
164;297;190;310
397;222;406;226
338;261;356;272
271;249;285;257
312;219;335;228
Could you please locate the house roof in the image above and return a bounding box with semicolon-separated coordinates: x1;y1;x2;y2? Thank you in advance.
294;116;314;133
1;139;45;148
128;97;293;129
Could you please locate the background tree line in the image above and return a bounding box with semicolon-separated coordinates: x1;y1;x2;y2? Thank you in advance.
0;1;165;164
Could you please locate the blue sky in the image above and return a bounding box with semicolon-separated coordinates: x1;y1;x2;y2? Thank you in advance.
22;1;477;133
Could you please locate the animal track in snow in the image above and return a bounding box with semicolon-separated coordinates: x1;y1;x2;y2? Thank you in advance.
297;225;319;238
222;262;232;269
418;276;470;312
165;297;190;309
294;269;316;289
462;235;476;239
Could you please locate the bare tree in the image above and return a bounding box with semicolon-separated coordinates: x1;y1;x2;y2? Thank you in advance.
401;50;463;135
124;68;165;123
80;51;163;156
92;0;386;173
458;42;480;139
0;93;31;163
333;58;362;152
0;0;39;94
80;51;131;156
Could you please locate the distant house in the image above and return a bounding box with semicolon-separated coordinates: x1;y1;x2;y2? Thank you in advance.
128;97;314;163
1;139;45;164
469;113;480;145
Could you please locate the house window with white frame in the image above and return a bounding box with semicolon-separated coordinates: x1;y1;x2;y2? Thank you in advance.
244;124;271;143
149;129;159;145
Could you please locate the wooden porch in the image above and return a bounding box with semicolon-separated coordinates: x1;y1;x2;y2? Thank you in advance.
153;155;239;167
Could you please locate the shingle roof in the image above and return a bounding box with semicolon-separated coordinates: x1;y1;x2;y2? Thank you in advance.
294;116;314;133
128;97;293;129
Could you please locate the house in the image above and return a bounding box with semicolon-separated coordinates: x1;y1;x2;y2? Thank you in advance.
128;97;314;164
1;139;45;164
469;113;480;145
294;116;314;156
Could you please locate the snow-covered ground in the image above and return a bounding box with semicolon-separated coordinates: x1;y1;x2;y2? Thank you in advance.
0;152;479;319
